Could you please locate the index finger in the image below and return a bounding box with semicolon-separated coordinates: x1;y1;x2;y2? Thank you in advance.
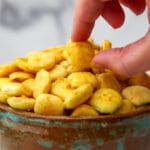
71;0;106;41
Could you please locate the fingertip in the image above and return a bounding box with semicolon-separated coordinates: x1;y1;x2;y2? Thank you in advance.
71;0;105;41
120;0;146;15
92;50;109;67
102;0;125;29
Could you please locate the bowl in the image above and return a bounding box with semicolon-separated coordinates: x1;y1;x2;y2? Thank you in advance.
0;103;150;150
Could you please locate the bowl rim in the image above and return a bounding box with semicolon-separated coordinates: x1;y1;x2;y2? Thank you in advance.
0;103;150;122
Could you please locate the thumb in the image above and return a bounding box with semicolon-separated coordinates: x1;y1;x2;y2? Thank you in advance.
92;28;150;77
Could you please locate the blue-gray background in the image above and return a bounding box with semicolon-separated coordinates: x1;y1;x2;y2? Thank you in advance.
0;0;149;64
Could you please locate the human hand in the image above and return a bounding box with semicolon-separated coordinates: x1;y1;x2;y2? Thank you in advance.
71;0;150;77
71;0;146;41
93;29;150;77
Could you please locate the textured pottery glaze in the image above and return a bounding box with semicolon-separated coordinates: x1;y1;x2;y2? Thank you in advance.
0;103;150;150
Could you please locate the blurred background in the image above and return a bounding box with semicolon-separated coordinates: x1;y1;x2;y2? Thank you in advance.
0;0;149;64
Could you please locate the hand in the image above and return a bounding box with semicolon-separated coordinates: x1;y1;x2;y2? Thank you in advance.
71;0;150;77
71;0;146;41
93;29;150;77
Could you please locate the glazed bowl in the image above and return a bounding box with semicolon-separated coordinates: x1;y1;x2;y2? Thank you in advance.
0;103;150;150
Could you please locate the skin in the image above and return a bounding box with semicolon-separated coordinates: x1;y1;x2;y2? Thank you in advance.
71;0;150;77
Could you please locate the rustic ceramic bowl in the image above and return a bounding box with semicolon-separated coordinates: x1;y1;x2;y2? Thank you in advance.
0;103;150;150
